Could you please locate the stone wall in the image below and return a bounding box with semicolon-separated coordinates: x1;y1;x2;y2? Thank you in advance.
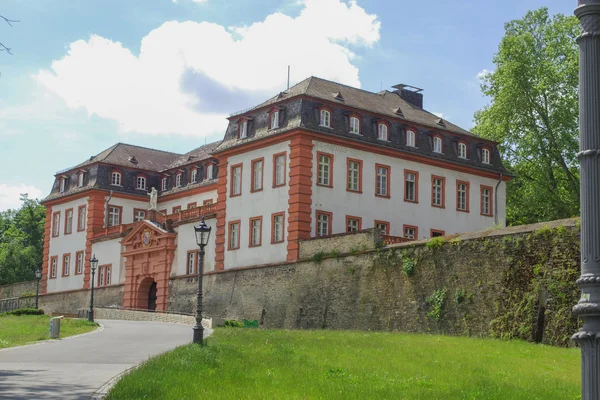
93;307;211;328
298;229;380;259
38;285;124;315
0;280;37;299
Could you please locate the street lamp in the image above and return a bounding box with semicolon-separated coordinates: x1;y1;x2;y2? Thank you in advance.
193;216;211;345
89;255;98;323
34;266;42;309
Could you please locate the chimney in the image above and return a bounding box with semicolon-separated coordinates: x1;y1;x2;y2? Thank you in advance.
392;84;423;109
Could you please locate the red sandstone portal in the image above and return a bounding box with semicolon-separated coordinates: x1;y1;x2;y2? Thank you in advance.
121;221;177;312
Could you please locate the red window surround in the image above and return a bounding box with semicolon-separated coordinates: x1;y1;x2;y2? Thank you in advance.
186;250;199;275
77;205;86;232
432;134;444;152
316;210;333;237
75;250;84;275
480;185;494;217
375;163;391;199
203;199;214;206
251;157;264;193
431;175;446;208
62;253;71;277
374;220;390;235
64;208;73;235
456;180;471;213
187;202;197;209
52;211;60;238
316;151;334;188
230;163;243;197
403;224;419;240
404;169;419;203
248;216;263;247
345;215;362;232
272;152;287;188
346;158;363;193
430;229;446;237
228;220;241;250
49;256;58;279
271;212;285;244
172;206;181;214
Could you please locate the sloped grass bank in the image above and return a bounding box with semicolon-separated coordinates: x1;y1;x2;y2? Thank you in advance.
107;329;580;400
0;315;98;348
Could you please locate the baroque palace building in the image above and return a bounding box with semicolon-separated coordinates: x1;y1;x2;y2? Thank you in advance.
40;76;511;311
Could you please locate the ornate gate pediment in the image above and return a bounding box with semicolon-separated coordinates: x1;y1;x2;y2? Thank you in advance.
121;221;176;256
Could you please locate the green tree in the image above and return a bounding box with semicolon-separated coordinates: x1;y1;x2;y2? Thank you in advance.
0;195;46;285
473;8;580;225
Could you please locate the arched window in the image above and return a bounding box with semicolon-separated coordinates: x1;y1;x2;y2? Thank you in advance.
238;120;248;139
482;148;491;164
59;178;66;193
176;173;182;187
458;142;468;159
191;168;197;183
161;177;168;191
433;136;442;153
136;176;146;190
270;111;279;129
319;109;331;127
111;172;121;186
406;130;416;147
378;123;388;141
349;116;360;134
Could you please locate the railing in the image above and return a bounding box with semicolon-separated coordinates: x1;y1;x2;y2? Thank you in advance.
92;203;217;239
381;235;412;245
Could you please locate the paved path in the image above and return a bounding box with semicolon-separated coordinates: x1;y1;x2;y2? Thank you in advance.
0;319;210;400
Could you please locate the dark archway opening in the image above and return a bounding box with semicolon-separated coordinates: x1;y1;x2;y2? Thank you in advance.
148;281;157;312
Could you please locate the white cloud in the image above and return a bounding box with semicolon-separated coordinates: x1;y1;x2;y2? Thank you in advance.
432;112;444;118
476;68;493;81
0;184;43;211
36;0;380;137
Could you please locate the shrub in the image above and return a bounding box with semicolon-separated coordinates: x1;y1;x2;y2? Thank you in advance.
455;288;467;304
402;258;416;276
1;308;45;317
426;288;448;321
426;237;445;249
223;320;244;328
311;252;325;263
20;291;36;297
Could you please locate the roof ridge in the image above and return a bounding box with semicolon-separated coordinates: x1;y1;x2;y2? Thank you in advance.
308;76;392;99
114;142;183;156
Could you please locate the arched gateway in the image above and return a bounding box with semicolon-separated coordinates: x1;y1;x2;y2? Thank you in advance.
120;221;177;312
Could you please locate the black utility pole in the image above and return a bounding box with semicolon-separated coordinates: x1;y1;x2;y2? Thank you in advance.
89;255;98;323
573;1;600;399
193;216;211;345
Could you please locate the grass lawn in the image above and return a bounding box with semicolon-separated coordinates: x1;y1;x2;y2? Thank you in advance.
0;315;98;349
107;329;580;400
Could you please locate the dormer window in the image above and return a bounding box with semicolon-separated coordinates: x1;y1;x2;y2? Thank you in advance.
161;177;168;191
482;148;491;164
238;120;248;139
458;142;468;159
433;136;443;153
319;109;331;128
176;173;182;187
59;178;66;193
77;172;85;187
136;176;146;190
111;172;121;186
191;168;197;183
406;130;416;147
349;116;360;134
377;123;389;141
270;111;279;129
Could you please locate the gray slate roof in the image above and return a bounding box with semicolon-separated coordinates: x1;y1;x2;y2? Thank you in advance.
231;76;473;137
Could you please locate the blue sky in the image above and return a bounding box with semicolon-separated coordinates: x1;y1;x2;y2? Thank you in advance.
0;0;575;210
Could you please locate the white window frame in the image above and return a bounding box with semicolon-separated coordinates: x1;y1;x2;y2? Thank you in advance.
318;155;331;186
239;120;248;139
53;213;60;237
347;161;360;192
78;206;86;231
136;176;146;190
161;177;168;191
63;255;70;276
405;173;416;202
271;111;279;129
458;183;468;211
317;213;330;237
191;169;197;183
349;117;360;134
404;227;416;240
229;222;240;249
433;136;442;153
108;206;120;227
482;148;490;164
251;219;261;246
376;223;388;235
273;214;284;243
253;160;263;191
59;178;66;193
232;166;242;195
188;252;196;274
99;266;105;287
78;173;84;187
106;266;111;285
76;252;84;274
111;172;122;186
433;178;443;207
319;110;331;127
51;258;57;278
176;173;182;187
458;142;467;159
134;210;146;222
482;188;491;215
406;130;416;147
347;218;360;233
378;123;388;141
275;155;285;186
65;209;73;234
376;166;388;197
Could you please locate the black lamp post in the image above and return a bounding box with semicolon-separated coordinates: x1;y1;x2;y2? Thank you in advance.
193;216;211;345
88;255;98;323
34;266;42;309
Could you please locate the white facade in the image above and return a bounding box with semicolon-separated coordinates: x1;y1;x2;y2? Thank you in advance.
311;141;506;238
224;141;291;269
173;219;217;275
159;190;217;215
106;197;147;225
47;196;88;293
91;239;125;286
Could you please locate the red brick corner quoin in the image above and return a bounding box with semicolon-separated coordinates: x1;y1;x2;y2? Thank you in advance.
287;136;313;261
214;156;228;271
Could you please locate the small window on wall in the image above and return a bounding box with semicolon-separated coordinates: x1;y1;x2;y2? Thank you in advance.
176;174;182;187
458;142;468;159
480;186;493;216
191;169;197;183
251;159;263;192
161;177;168;191
404;170;418;203
111;172;121;186
76;251;84;275
228;221;240;250
108;206;121;227
316;211;332;237
319;109;331;127
250;217;262;247
52;212;60;237
346;216;361;233
64;209;73;235
375;164;390;198
50;256;58;278
134;209;146;222
231;164;242;196
482;148;491;164
59;178;66;193
431;176;445;208
136;176;146;190
377;123;389;141
317;153;333;187
375;220;390;235
62;254;70;276
272;213;285;243
187;251;197;274
270;111;279;129
238;120;248;139
406;130;416;147
346;159;362;193
431;229;445;238
349;116;360;134
98;265;111;287
173;206;181;214
273;153;286;187
433;136;443;153
404;225;418;240
78;205;86;232
78;172;85;187
457;181;470;212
